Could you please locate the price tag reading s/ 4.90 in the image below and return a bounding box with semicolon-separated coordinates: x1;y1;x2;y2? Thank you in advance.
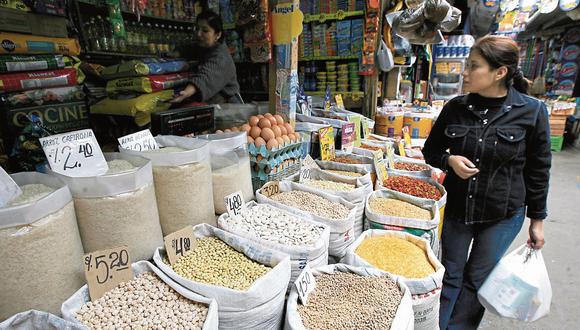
224;191;245;218
84;246;133;301
164;226;196;265
118;129;159;152
0;167;22;207
295;264;316;305
262;181;280;198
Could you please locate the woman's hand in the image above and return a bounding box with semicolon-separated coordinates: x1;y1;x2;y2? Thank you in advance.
171;84;196;103
448;155;480;179
528;219;545;249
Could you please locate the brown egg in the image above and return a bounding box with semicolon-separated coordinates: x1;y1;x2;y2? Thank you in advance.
268;116;278;127
215;129;224;134
247;136;254;144
287;133;296;142
231;127;240;132
284;123;294;134
256;154;264;162
254;137;266;148
279;125;288;135
282;135;291;145
271;125;282;138
249;116;260;127
274;114;285;125
294;133;301;142
258;118;272;129
276;136;284;146
264;112;274;118
250;126;261;139
241;124;252;132
257;114;265;119
266;138;279;150
260;127;275;141
224;128;232;133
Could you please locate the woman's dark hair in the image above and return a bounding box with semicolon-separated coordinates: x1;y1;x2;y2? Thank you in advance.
471;35;529;94
196;10;224;42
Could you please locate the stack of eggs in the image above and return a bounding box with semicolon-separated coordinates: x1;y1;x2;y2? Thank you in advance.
218;113;300;150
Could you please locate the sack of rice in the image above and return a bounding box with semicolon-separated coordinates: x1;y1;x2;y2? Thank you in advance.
61;261;219;330
0;172;84;320
120;136;215;234
343;230;445;330
285;263;414;330
48;153;164;261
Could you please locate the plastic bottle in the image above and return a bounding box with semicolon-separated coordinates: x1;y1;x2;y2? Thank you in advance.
96;16;110;52
86;19;101;51
148;23;157;55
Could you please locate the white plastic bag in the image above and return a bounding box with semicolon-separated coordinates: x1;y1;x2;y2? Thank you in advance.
478;245;552;322
0;310;86;330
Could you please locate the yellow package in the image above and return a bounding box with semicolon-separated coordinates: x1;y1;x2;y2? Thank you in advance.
90;90;173;126
0;32;81;56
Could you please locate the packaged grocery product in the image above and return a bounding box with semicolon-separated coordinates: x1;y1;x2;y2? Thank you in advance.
403;112;436;139
2;85;85;108
375;111;405;137
0;54;72;73
101;58;189;80
0;32;81;55
90;90;173;126
0;68;78;93
106;72;192;94
0;172;85;319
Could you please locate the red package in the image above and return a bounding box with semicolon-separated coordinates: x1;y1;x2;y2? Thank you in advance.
0;68;77;93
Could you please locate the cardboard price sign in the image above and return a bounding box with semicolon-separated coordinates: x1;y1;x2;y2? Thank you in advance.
398;141;406;158
0;168;21;207
164;226;196;265
373;150;388;182
118;129;159;152
261;181;280;198
341;122;355;153
300;155;319;183
224;191;246;218
402;126;412;147
83;246;133;301
347;115;362;147
40;129;108;178
295;264;316;305
319;127;335;161
334;94;345;110
386;144;396;169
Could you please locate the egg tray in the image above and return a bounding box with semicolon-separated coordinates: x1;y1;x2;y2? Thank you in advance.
248;140;302;158
251;163;300;192
249;142;303;166
250;149;303;169
251;157;300;176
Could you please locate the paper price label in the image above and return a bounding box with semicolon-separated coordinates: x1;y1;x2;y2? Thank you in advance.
341;123;355;153
84;246;133;301
262;181;280;198
373;150;388;182
398;141;406;158
361;119;371;139
386;144;396;169
302;154;319;169
164;226;196;265
118;129;159;152
40;129;108;178
402;126;412;147
295;264;316;305
348;115;362;147
319;127;335;161
335;94;345;110
0;168;22;207
224;191;245;218
299;167;312;183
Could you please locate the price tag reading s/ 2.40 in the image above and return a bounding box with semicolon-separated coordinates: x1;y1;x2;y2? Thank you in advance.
118;129;159;152
40;129;108;178
295;264;316;305
164;226;196;265
0;167;22;207
262;181;280;198
224;191;245;218
84;246;133;301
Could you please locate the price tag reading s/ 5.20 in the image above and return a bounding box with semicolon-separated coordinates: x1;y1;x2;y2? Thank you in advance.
84;246;133;301
224;191;245;218
262;181;280;198
164;226;196;265
295;264;316;305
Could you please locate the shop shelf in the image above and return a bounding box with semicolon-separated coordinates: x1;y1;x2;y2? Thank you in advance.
77;0;195;25
303;10;365;23
299;55;359;61
305;91;364;99
83;51;152;58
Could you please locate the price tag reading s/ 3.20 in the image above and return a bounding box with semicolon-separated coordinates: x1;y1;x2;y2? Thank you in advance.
0;167;22;207
224;191;245;218
164;226;196;265
295;264;316;305
40;129;108;178
118;129;159;152
84;246;133;301
262;181;280;198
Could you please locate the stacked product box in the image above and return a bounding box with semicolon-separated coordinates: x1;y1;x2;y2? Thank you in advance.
301;23;314;58
351;19;364;54
337;20;352;56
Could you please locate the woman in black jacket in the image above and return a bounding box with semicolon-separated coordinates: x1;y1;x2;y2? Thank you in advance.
423;35;551;329
171;10;241;104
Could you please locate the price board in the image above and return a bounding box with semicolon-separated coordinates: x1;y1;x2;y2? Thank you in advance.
295;264;316;305
0;167;21;207
40;129;108;177
164;226;196;265
261;181;280;198
84;246;133;301
318;127;335;161
224;191;246;218
118;129;159;152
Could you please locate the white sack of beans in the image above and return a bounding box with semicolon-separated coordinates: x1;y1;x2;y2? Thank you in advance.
366;189;440;230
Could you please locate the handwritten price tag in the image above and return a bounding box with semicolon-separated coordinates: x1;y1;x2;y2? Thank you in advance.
84;246;133;301
398;141;406;158
164;226;196;265
224;191;245;218
262;181;280;198
335;94;345;110
118;129;159;152
300;155;319;183
402;126;412;147
387;144;396;169
40;129;108;178
373;150;388;182
294;264;316;305
0;168;21;207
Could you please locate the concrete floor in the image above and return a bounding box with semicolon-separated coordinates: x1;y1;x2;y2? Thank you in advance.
479;146;580;329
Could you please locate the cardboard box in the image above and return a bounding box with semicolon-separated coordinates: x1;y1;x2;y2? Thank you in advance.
0;7;68;38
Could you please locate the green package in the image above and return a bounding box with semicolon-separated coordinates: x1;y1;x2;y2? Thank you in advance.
0;55;73;73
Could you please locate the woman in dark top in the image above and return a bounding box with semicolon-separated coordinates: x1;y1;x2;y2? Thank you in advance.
171;10;241;104
423;35;551;329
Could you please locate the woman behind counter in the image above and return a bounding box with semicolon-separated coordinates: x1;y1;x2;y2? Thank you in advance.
172;10;242;104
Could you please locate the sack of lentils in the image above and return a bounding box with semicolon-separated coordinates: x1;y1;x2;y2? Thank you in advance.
366;190;440;230
285;263;414;330
314;159;373;184
256;181;358;259
318;152;376;188
387;156;433;179
285;167;373;239
153;224;291;330
120;136;215;235
48;153;164;262
217;201;330;289
61;260;219;330
342;230;445;330
0;172;85;320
